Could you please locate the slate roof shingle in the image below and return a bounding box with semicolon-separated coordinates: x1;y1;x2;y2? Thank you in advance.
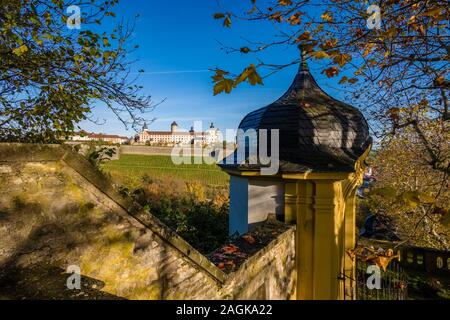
219;52;372;173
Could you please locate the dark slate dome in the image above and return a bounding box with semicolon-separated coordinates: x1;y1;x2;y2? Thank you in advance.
220;51;371;173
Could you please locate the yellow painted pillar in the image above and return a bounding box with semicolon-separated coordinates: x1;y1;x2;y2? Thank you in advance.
312;180;344;299
296;180;315;299
343;187;357;299
284;182;298;224
290;178;350;300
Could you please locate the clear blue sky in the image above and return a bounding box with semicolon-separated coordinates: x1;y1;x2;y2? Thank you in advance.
78;0;347;138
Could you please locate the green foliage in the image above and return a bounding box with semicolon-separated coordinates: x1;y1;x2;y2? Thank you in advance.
87;146;117;168
122;180;229;254
0;0;152;142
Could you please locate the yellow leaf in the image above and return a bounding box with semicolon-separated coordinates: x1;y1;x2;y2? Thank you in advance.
418;192;435;204
12;44;28;56
363;43;375;57
320;11;333;22
368;187;397;200
311;50;329;59
213;78;234;95
333;53;351;67
236;64;263;86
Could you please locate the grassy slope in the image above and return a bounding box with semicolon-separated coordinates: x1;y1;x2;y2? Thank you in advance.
101;154;229;188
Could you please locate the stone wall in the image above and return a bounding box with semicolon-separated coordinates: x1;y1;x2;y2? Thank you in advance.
0;143;296;300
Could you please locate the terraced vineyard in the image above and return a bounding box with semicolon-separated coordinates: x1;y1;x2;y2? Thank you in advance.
102;154;229;187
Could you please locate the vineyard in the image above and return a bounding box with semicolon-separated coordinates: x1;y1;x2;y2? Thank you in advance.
102;154;230;188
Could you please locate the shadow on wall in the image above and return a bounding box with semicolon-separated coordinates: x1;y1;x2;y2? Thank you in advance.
0;265;123;300
0;172;175;300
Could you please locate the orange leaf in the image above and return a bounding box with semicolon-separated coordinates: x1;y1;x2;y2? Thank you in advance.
242;235;256;244
322;66;339;78
222;244;239;254
295;31;311;42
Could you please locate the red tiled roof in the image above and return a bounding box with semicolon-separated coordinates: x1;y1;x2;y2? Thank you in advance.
72;132;128;139
142;131;206;136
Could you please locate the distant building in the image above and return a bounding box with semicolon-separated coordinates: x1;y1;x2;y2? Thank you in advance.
69;132;129;144
137;122;220;146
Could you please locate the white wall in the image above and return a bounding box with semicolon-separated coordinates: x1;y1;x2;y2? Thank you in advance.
248;180;284;227
229;176;285;236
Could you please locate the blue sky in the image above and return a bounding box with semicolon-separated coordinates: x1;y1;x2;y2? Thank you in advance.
78;0;348;138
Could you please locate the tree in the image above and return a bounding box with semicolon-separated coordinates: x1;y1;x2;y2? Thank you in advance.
368;119;449;249
212;0;449;243
0;0;155;142
212;0;449;172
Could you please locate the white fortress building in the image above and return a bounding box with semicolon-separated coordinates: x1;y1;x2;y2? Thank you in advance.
137;121;220;146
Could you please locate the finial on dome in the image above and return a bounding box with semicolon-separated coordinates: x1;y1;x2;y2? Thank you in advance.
298;44;308;72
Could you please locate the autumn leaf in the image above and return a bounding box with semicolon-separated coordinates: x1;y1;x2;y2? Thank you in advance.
385;27;397;38
386;107;400;122
236;64;263;86
102;37;110;47
319;39;337;50
362;43;375;57
222;244;239;254
278;0;292;6
368;187;397;200
247;6;256;14
240;47;250;54
287;12;302;25
295;31;311;42
242;234;256;244
320;11;333;22
422;7;442;17
223;16;232;27
213;78;234;95
435;75;445;86
321;66;339;78
213;13;225;19
311;50;329;59
333;53;351;67
269;12;283;23
339;76;348;84
12;44;28;56
417;192;436;204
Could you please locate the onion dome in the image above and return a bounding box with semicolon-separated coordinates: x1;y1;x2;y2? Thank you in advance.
220;49;371;173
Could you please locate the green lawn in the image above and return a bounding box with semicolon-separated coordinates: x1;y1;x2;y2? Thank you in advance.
102;154;229;187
